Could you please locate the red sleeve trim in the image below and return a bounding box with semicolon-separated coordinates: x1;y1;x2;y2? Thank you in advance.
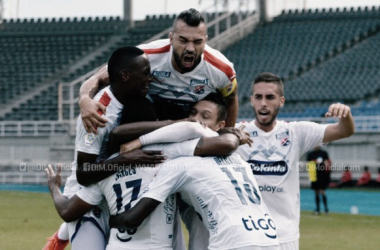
204;50;236;81
142;44;171;55
97;91;111;116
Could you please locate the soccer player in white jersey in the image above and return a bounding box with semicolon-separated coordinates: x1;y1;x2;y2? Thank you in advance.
107;156;280;249
45;93;253;249
43;47;166;250
234;72;355;249
78;8;239;133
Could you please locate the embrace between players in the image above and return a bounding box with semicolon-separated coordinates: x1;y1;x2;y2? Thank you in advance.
44;8;355;250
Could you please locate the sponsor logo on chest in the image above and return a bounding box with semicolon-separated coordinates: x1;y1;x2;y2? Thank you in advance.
248;160;288;176
190;78;209;86
275;131;289;139
152;70;171;78
276;130;291;146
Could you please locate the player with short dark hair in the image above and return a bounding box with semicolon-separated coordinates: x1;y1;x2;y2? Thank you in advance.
234;72;355;249
43;46;165;250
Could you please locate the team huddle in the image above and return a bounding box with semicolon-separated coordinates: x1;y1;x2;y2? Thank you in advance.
43;8;355;250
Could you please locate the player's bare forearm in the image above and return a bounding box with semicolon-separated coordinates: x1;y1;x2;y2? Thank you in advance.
51;191;94;222
79;65;110;133
76;150;165;186
79;65;109;100
323;103;355;143
107;120;175;155
45;165;93;222
225;90;239;127
109;198;160;229
194;133;239;156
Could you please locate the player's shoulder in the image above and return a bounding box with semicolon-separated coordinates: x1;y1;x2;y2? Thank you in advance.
138;39;171;54
203;44;235;79
236;120;255;130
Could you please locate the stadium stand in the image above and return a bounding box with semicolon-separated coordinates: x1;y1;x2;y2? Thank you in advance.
0;15;176;121
222;6;380;118
1;8;380;122
1;7;380;184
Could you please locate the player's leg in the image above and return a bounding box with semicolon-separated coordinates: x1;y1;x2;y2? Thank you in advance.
71;221;106;250
313;189;320;215
42;223;70;250
320;189;328;214
178;197;209;250
231;246;281;250
172;208;186;250
279;239;299;250
68;202;110;250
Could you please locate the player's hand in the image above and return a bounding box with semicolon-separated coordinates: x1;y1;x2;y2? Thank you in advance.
45;164;62;190
119;149;166;167
325;103;351;119
217;125;253;146
237;125;253;147
120;139;143;153
79;96;108;134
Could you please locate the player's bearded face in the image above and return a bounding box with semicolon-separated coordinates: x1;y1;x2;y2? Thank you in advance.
172;49;202;73
170;20;207;73
251;82;285;130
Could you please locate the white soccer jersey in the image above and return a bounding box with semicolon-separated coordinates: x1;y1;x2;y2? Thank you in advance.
77;166;175;250
235;120;328;244
143;154;280;250
137;39;237;102
63;87;123;197
75;140;202;250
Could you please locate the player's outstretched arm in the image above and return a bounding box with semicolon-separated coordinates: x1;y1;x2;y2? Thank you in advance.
194;126;252;156
79;65;110;134
323;103;355;143
76;150;165;186
109;121;213;155
224;88;239;127
109;198;161;229
45;165;94;222
107;120;176;155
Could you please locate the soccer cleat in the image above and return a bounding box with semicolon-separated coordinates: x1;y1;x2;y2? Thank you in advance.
42;231;69;250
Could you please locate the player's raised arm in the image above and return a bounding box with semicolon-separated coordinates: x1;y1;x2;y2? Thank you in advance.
45;165;94;222
323;103;355;143
194;126;252;156
224;87;239;127
79;65;110;134
107;119;177;155
115;121;215;154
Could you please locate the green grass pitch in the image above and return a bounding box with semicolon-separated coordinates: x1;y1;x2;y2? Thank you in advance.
1;190;379;249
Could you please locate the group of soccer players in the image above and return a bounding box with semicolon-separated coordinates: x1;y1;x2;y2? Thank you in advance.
43;8;355;250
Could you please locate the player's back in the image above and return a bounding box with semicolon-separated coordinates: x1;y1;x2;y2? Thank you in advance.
98;166;175;250
148;154;279;250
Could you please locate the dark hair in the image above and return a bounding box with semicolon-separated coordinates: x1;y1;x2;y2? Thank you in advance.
364;166;369;171
107;46;145;85
201;92;227;122
252;72;284;96
172;8;205;29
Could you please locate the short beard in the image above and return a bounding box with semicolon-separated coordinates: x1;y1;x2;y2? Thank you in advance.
254;107;280;127
173;50;199;73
